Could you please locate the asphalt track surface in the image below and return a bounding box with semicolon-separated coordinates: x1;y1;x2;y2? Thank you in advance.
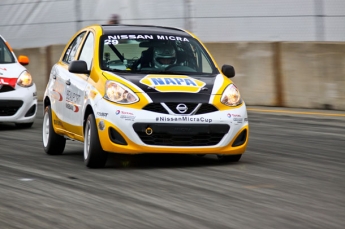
1;103;344;229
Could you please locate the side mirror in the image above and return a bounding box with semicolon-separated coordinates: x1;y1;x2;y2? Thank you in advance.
69;60;90;74
18;55;29;66
221;65;235;78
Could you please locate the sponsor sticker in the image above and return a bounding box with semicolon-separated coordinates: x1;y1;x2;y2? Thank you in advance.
97;112;108;117
120;115;136;121
156;116;212;123
116;110;135;121
53;120;62;126
233;117;243;123
66;89;81;104
116;110;133;115
105;35;190;43
140;75;206;93
66;103;79;112
226;113;243;124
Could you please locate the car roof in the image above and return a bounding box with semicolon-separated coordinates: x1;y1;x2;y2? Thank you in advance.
101;24;191;37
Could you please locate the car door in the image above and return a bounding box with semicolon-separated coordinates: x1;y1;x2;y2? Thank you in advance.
55;31;86;136
48;64;66;124
63;31;95;138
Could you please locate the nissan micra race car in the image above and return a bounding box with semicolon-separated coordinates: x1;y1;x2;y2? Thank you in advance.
0;35;37;128
42;24;249;168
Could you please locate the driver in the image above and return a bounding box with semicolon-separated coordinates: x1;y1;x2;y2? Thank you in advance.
153;44;177;69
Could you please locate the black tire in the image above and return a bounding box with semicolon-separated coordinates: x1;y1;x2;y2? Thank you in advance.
42;106;66;155
84;113;108;168
217;154;242;162
15;122;34;128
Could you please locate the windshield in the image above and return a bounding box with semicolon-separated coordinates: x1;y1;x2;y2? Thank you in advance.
0;37;15;64
99;34;218;75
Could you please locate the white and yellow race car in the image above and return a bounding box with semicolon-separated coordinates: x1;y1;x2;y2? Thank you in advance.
42;24;249;168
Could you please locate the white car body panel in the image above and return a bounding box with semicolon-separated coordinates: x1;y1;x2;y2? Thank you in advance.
0;59;37;124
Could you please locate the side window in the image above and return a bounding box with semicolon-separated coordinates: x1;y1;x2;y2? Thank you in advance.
78;32;94;70
0;40;15;63
62;32;86;64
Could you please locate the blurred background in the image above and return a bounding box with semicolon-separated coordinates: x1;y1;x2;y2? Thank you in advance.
1;0;345;109
1;0;345;48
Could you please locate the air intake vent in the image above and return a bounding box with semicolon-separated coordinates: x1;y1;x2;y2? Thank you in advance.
142;103;218;115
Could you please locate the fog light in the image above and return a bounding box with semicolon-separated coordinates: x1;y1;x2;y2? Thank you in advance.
145;127;153;135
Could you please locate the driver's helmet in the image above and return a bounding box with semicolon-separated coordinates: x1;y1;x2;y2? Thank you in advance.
153;45;177;68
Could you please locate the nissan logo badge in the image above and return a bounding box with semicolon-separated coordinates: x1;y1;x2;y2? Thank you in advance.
176;103;188;113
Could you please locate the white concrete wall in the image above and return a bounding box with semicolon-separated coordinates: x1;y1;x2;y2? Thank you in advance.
14;41;345;111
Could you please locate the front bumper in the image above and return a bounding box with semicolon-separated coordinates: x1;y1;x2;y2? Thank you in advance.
94;100;249;155
0;84;37;123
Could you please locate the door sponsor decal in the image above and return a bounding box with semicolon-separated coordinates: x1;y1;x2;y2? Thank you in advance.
66;103;79;112
140;75;206;93
65;89;81;113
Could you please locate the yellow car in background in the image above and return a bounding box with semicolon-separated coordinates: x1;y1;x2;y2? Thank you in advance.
42;24;249;168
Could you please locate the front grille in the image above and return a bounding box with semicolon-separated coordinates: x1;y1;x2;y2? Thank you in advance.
195;104;218;114
142;103;218;115
0;100;23;116
0;85;15;93
137;133;225;146
133;123;229;146
142;103;168;114
165;102;198;114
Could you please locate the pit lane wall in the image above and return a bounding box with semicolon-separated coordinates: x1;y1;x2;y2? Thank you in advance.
14;42;345;111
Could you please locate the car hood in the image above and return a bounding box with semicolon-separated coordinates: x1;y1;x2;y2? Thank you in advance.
0;63;26;88
104;72;218;94
103;72;221;103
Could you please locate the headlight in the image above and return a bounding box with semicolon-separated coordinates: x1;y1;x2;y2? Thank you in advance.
104;81;139;104
221;84;242;106
17;71;33;87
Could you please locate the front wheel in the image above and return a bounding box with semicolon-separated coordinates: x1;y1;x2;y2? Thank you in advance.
42;106;66;155
217;154;242;162
84;113;108;168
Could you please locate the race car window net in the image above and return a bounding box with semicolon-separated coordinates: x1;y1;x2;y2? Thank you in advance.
99;34;219;75
0;38;15;64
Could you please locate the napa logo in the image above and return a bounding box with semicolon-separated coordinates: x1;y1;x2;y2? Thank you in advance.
140;75;206;93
